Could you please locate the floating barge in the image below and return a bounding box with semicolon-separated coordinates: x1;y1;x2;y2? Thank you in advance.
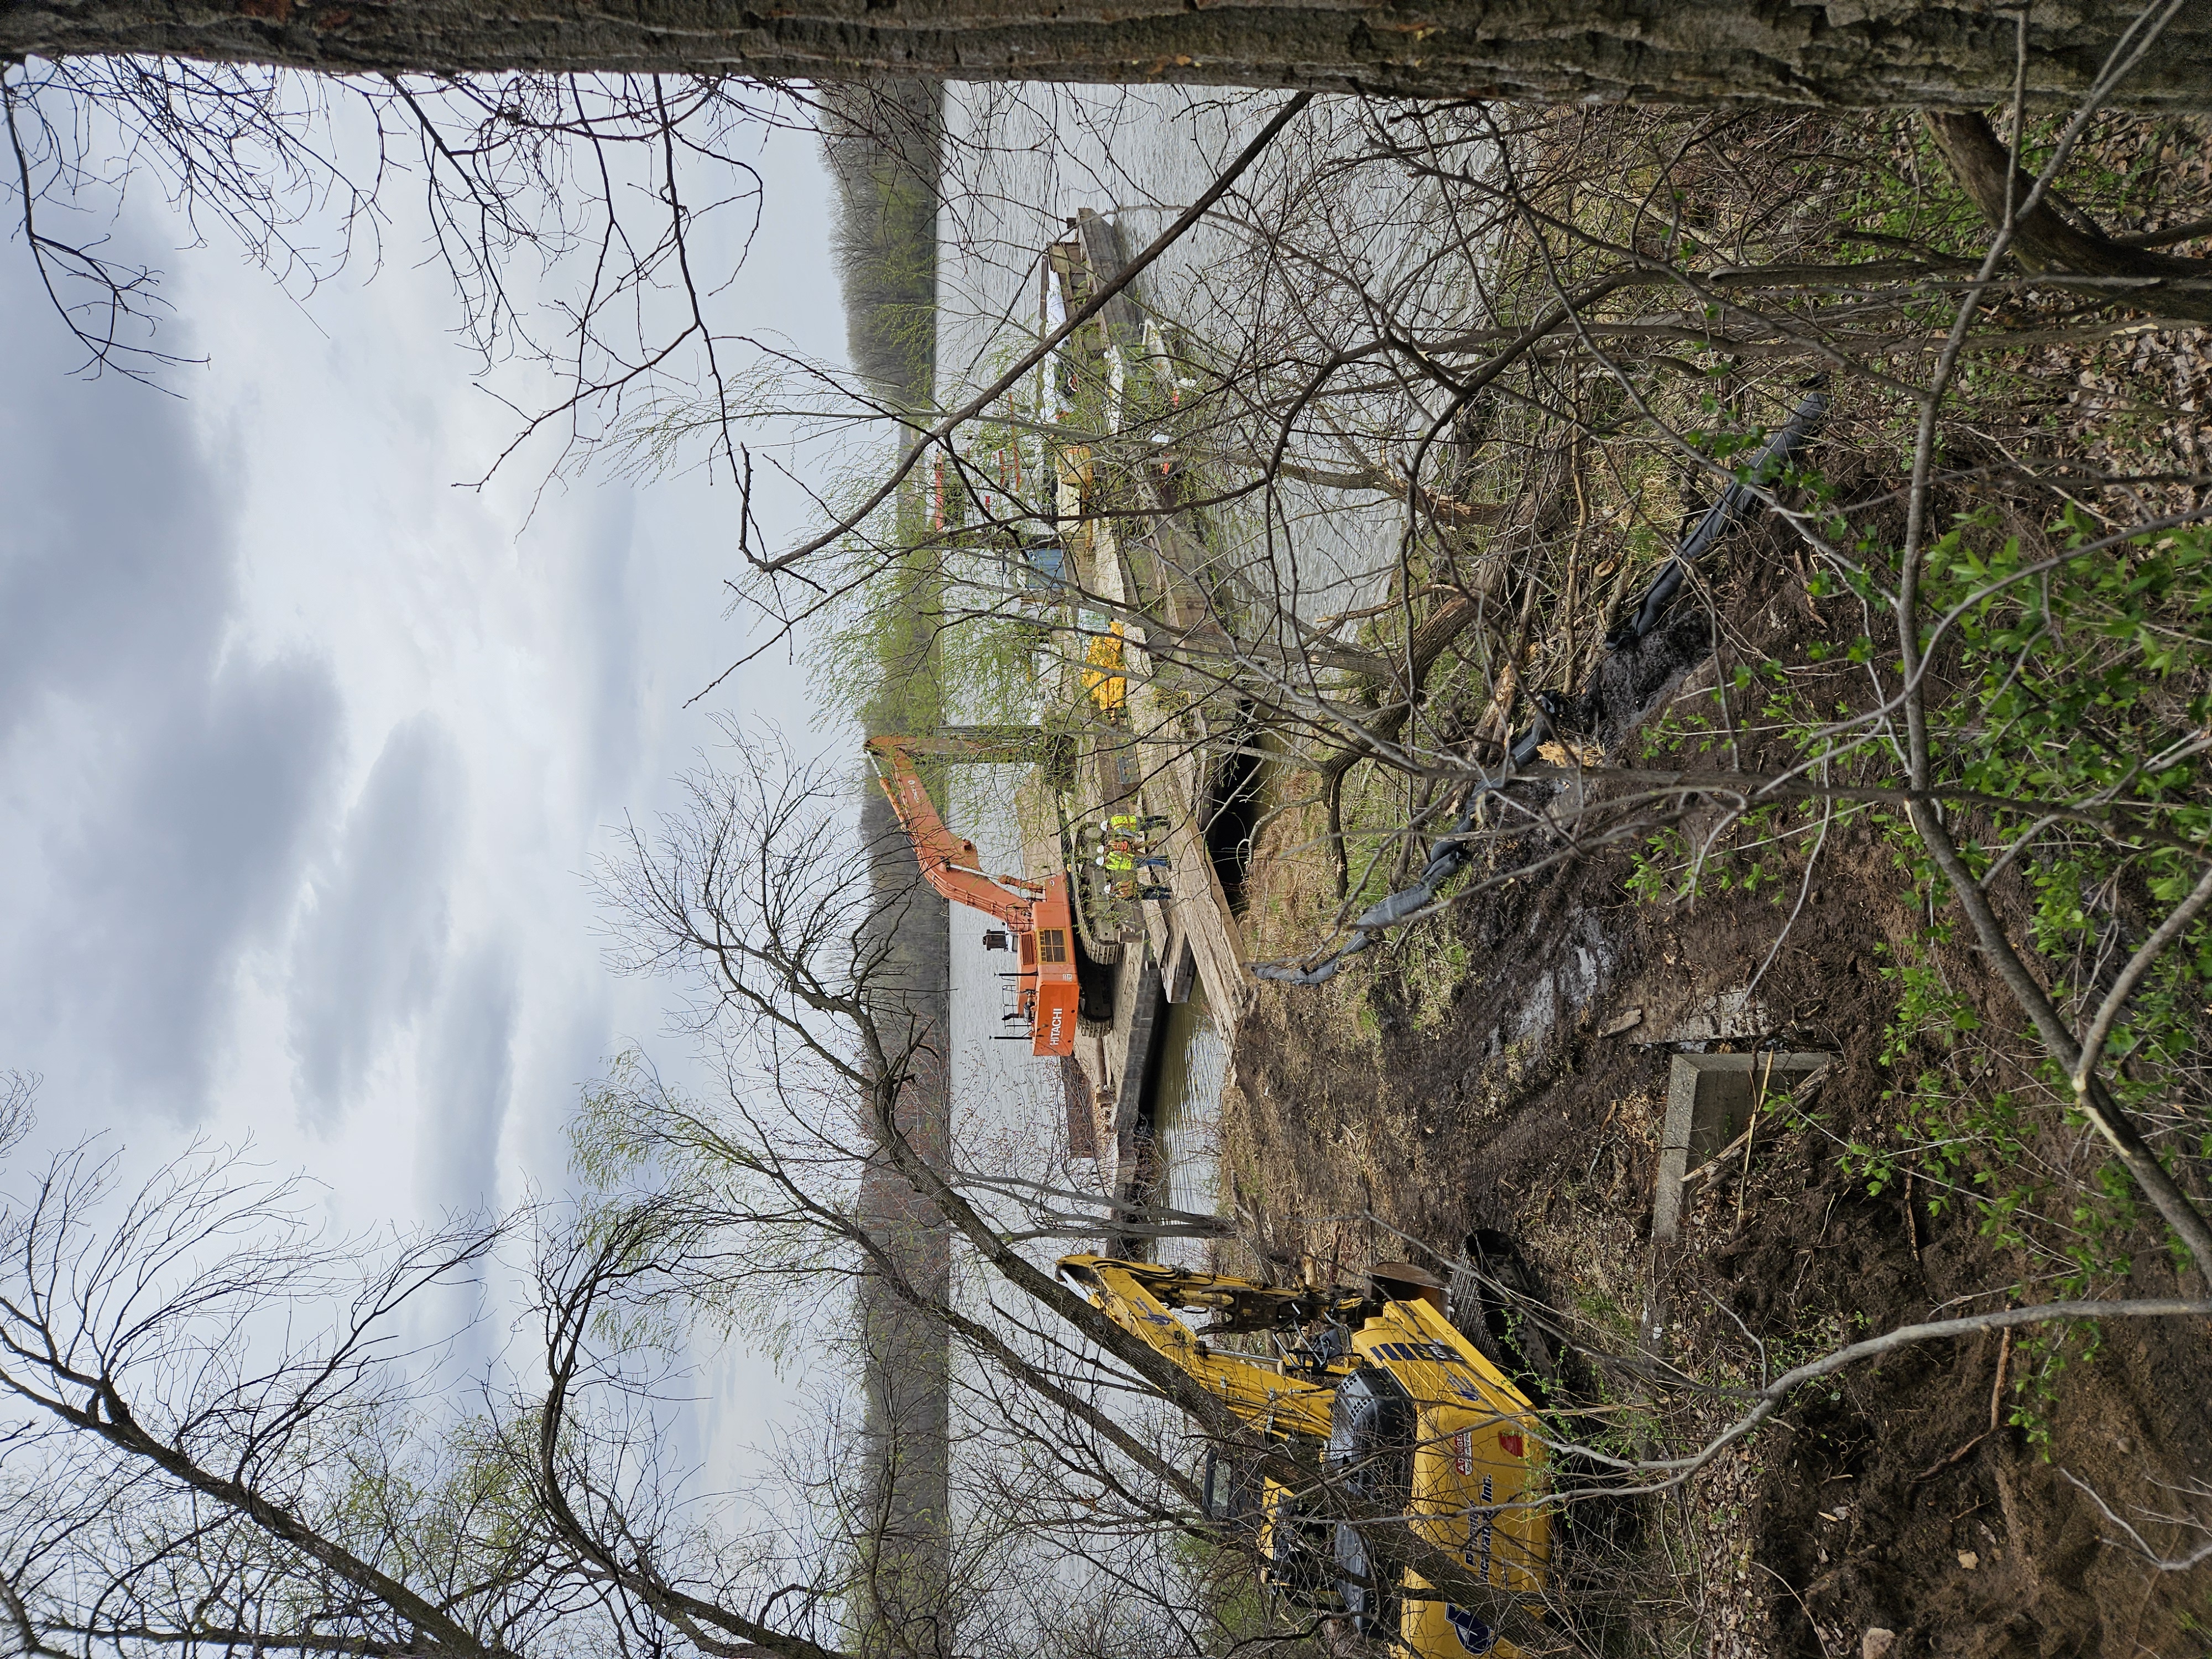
1016;210;1258;1227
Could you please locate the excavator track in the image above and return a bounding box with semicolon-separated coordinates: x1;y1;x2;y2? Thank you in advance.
1068;873;1125;967
1074;935;1118;1031
1057;810;1142;968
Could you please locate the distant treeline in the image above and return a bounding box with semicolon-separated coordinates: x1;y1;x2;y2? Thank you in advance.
827;81;957;1659
823;79;946;732
821;81;942;421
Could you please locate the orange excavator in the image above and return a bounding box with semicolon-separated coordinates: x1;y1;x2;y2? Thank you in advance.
864;733;1112;1056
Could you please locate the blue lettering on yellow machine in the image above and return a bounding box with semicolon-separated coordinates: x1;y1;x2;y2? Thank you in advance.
1446;1604;1498;1656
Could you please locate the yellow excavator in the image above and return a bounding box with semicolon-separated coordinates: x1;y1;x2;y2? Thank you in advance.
1058;1254;1551;1658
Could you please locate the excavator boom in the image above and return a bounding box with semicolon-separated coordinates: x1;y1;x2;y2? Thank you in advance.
865;737;1047;931
1058;1255;1337;1440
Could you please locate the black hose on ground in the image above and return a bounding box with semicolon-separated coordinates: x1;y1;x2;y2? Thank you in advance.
1253;385;1829;988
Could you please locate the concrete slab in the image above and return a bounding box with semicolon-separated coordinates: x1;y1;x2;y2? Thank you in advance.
1163;933;1197;1004
1651;1051;1832;1243
1635;985;1777;1045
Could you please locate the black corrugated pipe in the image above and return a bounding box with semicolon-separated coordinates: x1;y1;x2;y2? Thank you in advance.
1254;383;1829;987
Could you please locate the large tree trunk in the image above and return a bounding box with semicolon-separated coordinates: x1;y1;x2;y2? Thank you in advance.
7;0;2212;111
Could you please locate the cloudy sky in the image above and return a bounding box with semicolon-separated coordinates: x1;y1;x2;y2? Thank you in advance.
0;99;853;1467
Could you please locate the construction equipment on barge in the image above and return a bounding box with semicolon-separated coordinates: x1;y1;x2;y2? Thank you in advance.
865;732;1114;1055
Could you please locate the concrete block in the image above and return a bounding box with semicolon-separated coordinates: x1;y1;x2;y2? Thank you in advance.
1651;1051;1830;1243
1164;935;1197;1004
1635;985;1777;1045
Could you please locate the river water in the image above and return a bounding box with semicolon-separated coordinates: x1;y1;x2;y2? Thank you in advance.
931;85;1453;627
936;85;1460;1249
933;87;1273;1248
1146;979;1231;1269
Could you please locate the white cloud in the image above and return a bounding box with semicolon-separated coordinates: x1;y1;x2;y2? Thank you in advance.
0;245;346;1121
287;712;467;1116
2;107;855;1495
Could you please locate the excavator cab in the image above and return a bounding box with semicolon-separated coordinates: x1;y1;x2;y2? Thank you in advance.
1332;1282;1552;1657
1004;891;1083;1054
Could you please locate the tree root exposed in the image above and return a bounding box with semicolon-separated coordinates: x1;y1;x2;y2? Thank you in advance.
1925;111;2212;324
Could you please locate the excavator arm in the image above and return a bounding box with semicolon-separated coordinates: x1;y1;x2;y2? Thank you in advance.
864;735;1047;932
863;731;1089;1057
1058;1255;1337;1441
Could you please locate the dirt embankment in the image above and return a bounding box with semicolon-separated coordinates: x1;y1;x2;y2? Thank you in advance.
1223;537;2212;1657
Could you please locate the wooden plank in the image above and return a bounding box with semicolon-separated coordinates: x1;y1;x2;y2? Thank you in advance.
1074;208;1147;354
1139;740;1250;1024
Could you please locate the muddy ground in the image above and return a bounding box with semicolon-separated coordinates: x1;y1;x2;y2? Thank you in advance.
1220;534;2212;1657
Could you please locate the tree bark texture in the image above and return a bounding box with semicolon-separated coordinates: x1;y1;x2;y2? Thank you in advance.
8;0;2212;111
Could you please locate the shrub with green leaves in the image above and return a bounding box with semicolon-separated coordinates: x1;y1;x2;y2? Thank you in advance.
1637;513;2212;1380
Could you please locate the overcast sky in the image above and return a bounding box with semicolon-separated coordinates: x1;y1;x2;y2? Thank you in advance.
0;102;852;1473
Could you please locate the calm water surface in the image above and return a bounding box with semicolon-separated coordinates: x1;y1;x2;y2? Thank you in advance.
1146;978;1230;1267
938;87;1476;1231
